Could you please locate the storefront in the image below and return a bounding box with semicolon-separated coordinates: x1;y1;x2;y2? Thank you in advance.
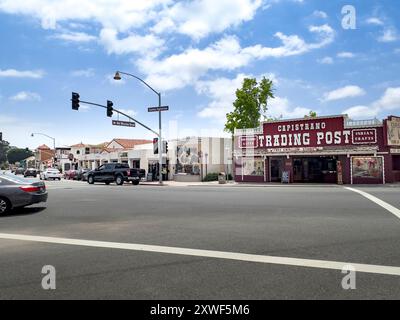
234;115;400;184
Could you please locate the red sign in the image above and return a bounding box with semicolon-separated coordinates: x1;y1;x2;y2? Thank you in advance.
237;116;379;150
239;136;258;149
352;129;377;144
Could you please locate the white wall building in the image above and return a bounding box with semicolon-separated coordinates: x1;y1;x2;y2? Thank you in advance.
75;137;232;182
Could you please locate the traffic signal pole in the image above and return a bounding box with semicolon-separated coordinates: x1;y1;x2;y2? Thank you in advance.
158;93;163;185
71;97;160;141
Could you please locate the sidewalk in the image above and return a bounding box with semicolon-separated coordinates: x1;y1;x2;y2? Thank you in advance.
140;181;400;188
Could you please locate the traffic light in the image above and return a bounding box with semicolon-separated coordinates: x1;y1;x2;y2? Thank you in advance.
163;141;168;154
107;100;114;118
72;92;80;110
153;138;159;155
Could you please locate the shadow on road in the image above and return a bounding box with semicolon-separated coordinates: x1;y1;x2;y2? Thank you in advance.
0;206;47;218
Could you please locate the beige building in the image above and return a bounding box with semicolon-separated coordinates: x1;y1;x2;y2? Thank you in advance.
74;137;232;182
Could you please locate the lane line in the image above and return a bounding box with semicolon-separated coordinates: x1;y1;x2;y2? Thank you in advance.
344;187;400;220
0;232;399;276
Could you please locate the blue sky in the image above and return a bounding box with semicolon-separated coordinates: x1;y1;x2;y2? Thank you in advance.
0;0;399;149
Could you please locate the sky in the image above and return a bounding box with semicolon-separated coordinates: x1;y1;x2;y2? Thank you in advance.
0;0;399;149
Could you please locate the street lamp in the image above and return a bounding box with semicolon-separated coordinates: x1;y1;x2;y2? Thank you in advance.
31;132;56;168
114;71;163;185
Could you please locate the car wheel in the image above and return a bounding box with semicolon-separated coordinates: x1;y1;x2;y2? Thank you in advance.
0;197;11;215
115;175;124;186
132;180;140;186
88;176;95;184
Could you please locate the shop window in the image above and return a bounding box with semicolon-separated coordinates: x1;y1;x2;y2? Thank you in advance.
352;157;383;179
243;158;264;176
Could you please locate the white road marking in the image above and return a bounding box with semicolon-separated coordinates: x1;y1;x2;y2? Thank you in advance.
344;187;400;220
0;232;399;276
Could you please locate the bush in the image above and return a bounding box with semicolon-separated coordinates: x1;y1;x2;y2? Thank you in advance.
203;173;219;182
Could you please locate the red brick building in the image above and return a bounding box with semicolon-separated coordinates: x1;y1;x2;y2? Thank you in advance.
234;115;400;184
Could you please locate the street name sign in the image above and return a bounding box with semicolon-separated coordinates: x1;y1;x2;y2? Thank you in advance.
148;106;169;112
112;120;136;128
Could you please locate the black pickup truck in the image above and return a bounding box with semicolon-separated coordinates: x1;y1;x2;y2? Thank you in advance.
86;163;145;186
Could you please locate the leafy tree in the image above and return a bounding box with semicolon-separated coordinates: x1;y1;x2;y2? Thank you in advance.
7;147;34;164
225;77;274;135
0;140;10;165
305;111;317;118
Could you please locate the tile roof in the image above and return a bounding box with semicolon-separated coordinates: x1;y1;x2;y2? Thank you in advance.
110;139;152;149
37;144;51;150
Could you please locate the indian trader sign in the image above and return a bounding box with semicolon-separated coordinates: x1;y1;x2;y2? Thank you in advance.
238;116;378;150
386;116;400;146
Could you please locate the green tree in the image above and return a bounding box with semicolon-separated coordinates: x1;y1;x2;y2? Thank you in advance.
224;77;274;135
305;111;317;118
0;140;10;165
6;148;34;164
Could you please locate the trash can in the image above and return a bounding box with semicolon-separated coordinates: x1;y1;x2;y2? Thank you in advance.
218;172;227;184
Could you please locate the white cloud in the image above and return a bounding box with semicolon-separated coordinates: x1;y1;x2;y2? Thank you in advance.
52;31;97;42
366;17;384;26
337;51;355;58
243;24;334;59
342;105;377;119
267;96;311;119
9;91;41;102
152;0;262;39
343;87;400;118
196;73;306;123
374;87;400;110
70;68;95;78
323;85;365;102
0;69;44;78
196;73;249;121
313;10;327;19
0;0;171;31
99;28;165;56
0;0;262;44
378;28;398;42
139;24;334;91
318;56;333;64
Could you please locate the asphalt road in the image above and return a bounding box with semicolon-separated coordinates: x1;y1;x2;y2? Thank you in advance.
0;179;399;299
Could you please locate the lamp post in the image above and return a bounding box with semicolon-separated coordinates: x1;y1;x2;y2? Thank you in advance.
114;71;163;185
31;132;56;168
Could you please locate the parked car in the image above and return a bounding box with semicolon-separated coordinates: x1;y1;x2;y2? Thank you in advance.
0;173;48;215
76;168;90;181
64;169;78;180
14;168;25;175
87;163;142;185
40;168;62;181
24;168;38;178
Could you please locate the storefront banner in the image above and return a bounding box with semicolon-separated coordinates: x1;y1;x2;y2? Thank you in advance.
237;116;380;150
352;129;377;144
386;116;400;146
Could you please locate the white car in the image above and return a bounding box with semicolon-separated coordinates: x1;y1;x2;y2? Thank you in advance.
40;168;62;181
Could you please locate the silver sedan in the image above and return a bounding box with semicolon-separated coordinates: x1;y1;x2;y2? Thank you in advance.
0;173;48;215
